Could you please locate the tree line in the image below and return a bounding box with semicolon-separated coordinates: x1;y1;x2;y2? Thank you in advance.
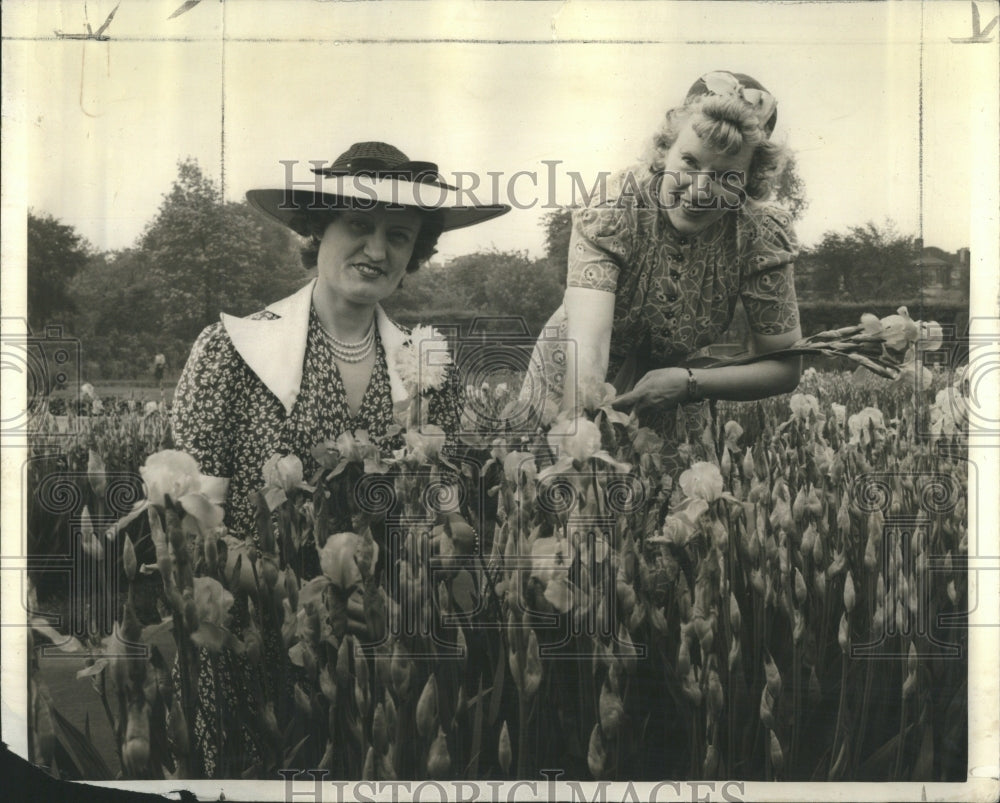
27;158;923;380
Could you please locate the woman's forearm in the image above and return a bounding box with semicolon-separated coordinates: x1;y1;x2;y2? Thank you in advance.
562;288;615;413
693;356;801;402
563;333;610;413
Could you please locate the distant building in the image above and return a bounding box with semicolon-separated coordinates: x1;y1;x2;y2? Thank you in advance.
793;244;970;304
910;246;971;305
712;244;970;354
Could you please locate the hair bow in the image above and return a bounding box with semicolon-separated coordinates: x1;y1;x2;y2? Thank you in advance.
697;71;778;134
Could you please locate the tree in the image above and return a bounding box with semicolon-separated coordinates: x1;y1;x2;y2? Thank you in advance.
71;249;159;337
772;157;808;222
447;249;564;325
27;212;92;332
799;221;920;303
542;208;574;265
67;247;178;378
139;159;303;343
381;260;472;320
382;249;565;333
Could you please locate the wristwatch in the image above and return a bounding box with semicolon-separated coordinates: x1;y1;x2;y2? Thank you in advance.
685;368;701;402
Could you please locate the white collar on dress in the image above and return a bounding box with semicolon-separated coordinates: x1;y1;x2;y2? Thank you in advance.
220;278;410;415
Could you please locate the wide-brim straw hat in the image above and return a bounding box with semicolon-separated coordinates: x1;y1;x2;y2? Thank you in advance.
247;141;511;235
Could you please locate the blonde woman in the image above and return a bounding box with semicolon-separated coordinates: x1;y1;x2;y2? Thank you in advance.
521;71;802;472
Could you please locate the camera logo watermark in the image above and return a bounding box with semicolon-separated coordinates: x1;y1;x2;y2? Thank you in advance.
1;322;82;441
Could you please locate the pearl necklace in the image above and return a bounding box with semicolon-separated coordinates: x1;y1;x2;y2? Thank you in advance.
319;319;376;363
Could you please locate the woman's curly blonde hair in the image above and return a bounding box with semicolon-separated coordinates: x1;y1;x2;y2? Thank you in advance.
646;94;790;201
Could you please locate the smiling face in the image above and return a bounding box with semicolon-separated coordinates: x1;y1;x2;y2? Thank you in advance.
659;119;755;236
315;205;424;307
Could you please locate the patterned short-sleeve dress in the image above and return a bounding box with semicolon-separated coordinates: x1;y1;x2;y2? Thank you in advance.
174;307;462;540
520;168;800;473
169;303;462;777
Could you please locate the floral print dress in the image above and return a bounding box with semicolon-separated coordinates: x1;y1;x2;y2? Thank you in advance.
169;304;462;777
521;168;800;474
174;307;461;540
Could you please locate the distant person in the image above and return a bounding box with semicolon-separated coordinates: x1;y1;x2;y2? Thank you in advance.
519;71;802;475
170;141;509;777
153;352;167;384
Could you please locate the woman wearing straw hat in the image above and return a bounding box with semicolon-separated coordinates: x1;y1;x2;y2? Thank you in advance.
520;71;802;475
170;141;508;777
174;141;508;547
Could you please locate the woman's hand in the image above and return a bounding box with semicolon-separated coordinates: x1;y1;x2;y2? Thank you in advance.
612;367;690;413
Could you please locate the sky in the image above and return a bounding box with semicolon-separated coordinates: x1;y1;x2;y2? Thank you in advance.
3;0;998;263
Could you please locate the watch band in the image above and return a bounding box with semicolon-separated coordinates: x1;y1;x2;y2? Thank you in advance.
685;367;700;402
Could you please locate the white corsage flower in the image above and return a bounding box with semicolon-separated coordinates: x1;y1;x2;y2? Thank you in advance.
394;325;452;396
